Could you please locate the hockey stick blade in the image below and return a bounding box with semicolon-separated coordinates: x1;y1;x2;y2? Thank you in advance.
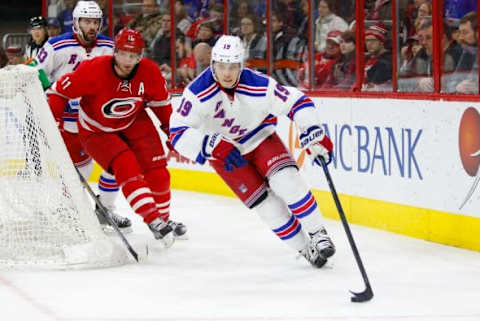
75;168;139;262
318;157;373;303
350;285;374;302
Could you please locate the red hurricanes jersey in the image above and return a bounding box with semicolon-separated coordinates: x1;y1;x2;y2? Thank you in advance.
50;55;171;133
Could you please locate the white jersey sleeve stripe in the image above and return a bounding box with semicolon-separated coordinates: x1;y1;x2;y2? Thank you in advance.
146;99;170;107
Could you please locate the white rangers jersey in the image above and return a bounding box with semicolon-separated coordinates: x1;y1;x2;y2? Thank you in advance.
170;68;320;162
38;32;114;132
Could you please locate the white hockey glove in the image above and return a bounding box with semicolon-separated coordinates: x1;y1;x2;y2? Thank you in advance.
299;125;333;166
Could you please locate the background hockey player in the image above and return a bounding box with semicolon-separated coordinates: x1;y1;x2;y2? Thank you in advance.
36;1;131;231
47;28;186;246
170;35;335;267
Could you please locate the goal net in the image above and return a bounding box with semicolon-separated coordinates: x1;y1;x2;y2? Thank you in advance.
0;64;128;269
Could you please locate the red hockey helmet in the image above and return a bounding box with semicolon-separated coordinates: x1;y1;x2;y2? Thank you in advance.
114;28;145;54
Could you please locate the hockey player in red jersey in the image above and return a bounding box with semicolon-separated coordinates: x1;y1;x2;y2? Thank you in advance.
48;28;186;245
37;1;132;232
170;35;335;267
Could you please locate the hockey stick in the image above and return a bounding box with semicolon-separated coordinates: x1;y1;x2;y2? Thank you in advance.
75;167;139;262
318;157;373;303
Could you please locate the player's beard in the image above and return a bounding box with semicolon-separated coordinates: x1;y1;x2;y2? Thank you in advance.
82;29;97;45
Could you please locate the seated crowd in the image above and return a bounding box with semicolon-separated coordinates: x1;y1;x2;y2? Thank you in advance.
2;0;479;95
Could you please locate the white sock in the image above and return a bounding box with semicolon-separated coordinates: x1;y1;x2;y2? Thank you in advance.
98;171;119;211
255;192;308;252
269;167;325;234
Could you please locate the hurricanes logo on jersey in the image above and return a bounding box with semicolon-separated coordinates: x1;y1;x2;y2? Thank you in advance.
102;97;142;118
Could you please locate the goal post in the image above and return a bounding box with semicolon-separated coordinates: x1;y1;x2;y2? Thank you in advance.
0;64;128;269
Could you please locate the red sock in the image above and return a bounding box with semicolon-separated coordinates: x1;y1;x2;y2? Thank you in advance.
112;151;159;223
144;168;171;221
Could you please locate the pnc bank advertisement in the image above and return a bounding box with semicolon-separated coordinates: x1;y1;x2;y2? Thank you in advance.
167;96;480;219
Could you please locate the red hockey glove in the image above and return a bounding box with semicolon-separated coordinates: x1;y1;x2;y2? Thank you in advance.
299;125;333;166
202;133;247;171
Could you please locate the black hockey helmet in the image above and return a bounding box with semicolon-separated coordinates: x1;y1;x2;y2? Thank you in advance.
29;16;47;29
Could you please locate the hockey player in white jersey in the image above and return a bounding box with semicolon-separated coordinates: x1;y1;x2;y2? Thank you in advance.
170;35;335;267
37;0;131;232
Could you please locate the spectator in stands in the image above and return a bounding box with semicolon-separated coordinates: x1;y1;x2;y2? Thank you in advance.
183;0;221;21
410;0;430;20
151;13;173;68
297;0;309;40
46;17;62;38
399;34;422;76
25;16;49;60
95;0;109;35
0;47;7;68
186;3;224;41
175;34;195;87
47;0;64;18
206;3;224;36
363;22;393;91
271;11;298;86
298;29;342;89
366;0;392;20
413;20;440;91
230;0;255;35
276;3;308;86
339;0;355;23
314;0;348;52
58;0;77;33
400;19;461;92
453;11;478;94
6;46;25;65
323;30;356;90
192;41;211;76
444;0;477;21
443;20;464;69
251;1;266;18
127;0;163;52
192;21;218;48
414;2;432;31
272;0;303;37
240;15;266;73
175;0;193;37
403;0;428;38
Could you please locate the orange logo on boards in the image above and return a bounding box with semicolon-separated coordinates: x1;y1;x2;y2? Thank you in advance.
458;107;480;209
288;122;307;168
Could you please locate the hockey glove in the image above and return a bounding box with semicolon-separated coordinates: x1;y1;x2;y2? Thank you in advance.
299;125;333;166
202;133;247;171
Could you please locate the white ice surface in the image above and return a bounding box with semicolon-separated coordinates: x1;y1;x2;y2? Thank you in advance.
1;189;479;321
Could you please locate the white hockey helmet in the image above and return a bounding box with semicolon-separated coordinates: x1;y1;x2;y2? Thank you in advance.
73;1;103;36
210;35;244;83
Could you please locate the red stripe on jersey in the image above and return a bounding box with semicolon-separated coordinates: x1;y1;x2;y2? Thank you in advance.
198;83;218;98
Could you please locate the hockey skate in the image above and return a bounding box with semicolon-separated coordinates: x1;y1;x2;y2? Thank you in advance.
167;220;188;240
300;228;335;268
148;217;175;247
95;202;132;234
